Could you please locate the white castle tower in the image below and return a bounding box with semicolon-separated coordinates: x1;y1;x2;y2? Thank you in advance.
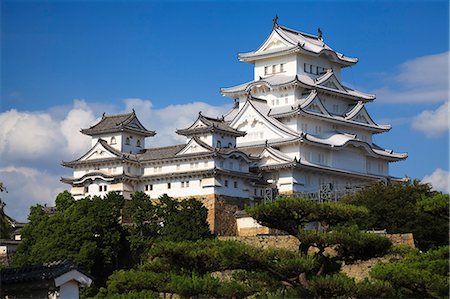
220;18;407;195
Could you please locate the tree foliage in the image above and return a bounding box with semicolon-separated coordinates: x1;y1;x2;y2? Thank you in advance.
246;197;392;291
156;194;213;242
13;192;213;289
341;180;449;250
13;192;128;286
0;181;12;239
370;246;449;298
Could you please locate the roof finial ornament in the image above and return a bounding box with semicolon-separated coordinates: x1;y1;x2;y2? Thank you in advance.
272;15;279;29
102;112;105;118
199;111;202;116
132;108;135;113
317;27;323;40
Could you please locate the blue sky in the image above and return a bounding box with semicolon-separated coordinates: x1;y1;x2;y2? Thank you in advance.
1;1;449;221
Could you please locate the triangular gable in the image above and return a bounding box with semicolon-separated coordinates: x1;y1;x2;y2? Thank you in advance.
258;147;293;167
316;72;347;93
230;99;299;143
301;95;331;116
176;138;212;156
258;30;292;52
345;103;378;126
78;140;120;162
127;117;147;131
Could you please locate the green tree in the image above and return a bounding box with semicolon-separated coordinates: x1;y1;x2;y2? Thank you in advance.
13;192;128;287
157;194;213;242
122;191;159;265
246;197;392;289
370;246;449;298
416;193;449;220
55;190;75;211
341;181;449;250
0;182;12;239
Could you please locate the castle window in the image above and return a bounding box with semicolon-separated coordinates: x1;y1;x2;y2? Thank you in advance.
186;181;189;188
234;181;238;188
224;180;228;187
110;137;116;145
264;66;269;75
280;63;285;72
125;137;130;145
84;186;89;193
167;182;171;189
272;65;276;73
228;142;232;148
136;140;141;147
145;184;153;191
254;189;257;196
216;140;221;148
181;181;185;188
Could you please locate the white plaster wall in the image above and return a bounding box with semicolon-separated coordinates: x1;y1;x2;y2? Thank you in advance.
296;54;342;81
121;132;145;154
332;147;366;173
212;134;236;148
254;54;297;80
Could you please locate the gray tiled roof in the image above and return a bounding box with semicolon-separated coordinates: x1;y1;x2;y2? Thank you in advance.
81;111;155;137
0;260;87;284
177;113;246;137
138;144;186;160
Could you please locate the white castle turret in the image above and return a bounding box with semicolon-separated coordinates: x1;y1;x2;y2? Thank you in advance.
220;19;407;194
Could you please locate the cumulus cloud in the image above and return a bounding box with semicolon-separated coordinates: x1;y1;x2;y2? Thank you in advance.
124;98;231;146
0;98;231;221
412;101;449;138
422;168;450;194
374;52;449;103
0;166;65;221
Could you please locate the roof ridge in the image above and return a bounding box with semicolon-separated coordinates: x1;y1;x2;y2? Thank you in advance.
278;24;319;40
103;112;134;119
144;144;185;151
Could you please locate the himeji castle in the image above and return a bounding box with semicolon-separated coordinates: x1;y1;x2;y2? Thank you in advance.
62;19;407;234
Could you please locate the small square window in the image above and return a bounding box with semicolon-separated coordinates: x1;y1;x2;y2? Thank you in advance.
167;182;171;189
224;180;228;187
234;181;238;188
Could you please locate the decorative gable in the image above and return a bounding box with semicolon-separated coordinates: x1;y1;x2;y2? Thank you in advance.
78;140;120;162
316;72;347;92
302;97;331;116
176;138;211;156
258;147;293;167
345;103;378;126
230;100;299;145
256;30;291;53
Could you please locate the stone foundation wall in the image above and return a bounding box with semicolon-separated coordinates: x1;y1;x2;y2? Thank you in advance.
219;233;414;252
219;235;300;251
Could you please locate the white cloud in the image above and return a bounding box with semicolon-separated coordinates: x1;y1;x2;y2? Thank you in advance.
422;168;450;194
374;52;449;103
412;101;449;138
124;98;231;146
0;98;231;221
0;166;64;222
